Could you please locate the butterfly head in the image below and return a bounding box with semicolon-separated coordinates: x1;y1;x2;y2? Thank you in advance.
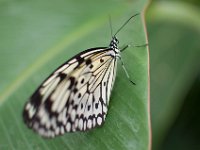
109;36;119;51
109;13;140;54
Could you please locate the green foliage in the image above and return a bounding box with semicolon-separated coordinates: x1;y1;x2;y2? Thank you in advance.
147;1;200;150
0;0;149;150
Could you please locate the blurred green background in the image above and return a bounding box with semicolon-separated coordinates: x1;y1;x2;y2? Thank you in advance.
0;0;200;149
0;0;149;150
147;0;200;150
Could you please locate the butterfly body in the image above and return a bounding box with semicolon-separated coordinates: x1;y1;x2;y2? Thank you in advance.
23;36;121;138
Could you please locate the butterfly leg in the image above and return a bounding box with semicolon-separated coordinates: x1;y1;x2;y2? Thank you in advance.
117;50;136;85
120;44;130;52
133;43;148;48
120;43;148;52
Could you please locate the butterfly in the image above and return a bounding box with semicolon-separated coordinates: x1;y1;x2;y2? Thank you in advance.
23;13;142;138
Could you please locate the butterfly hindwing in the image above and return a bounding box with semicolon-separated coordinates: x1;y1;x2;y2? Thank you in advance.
23;47;117;138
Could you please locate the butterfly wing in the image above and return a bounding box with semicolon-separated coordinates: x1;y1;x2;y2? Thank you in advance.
23;47;117;138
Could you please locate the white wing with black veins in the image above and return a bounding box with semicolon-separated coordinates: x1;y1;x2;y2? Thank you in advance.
23;47;118;138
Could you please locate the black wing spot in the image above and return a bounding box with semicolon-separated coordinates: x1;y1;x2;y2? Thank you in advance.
103;81;106;86
73;88;78;93
78;93;81;98
86;59;92;65
92;96;95;103
88;105;91;111
80;114;84;119
81;78;84;84
70;100;74;105
89;64;93;69
81;103;84;109
44;98;53;112
67;117;73;124
59;72;67;80
30;92;42;108
68;77;75;89
56;121;63;127
88;115;93;120
49;110;59;118
74;105;78;110
100;58;104;63
76;56;85;65
95;103;98;109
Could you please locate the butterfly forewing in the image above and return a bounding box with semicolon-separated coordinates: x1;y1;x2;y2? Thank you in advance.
23;47;118;138
23;14;141;138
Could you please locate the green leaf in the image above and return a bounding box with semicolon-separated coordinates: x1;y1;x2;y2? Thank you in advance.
0;0;150;149
146;1;200;149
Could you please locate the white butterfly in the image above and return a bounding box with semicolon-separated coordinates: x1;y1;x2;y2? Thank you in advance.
23;14;141;138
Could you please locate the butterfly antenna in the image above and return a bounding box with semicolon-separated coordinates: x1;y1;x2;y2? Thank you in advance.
114;13;140;36
109;15;113;38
